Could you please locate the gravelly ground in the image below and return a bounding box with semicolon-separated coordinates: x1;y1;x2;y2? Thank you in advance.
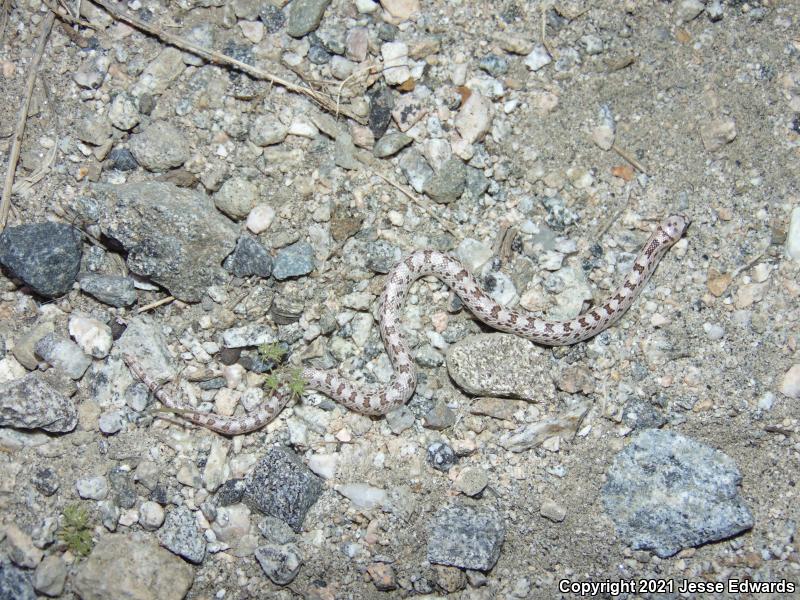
1;0;799;598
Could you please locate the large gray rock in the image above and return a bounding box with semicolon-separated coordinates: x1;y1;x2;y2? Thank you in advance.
0;222;82;298
158;506;206;564
0;372;77;433
73;535;193;600
243;447;324;532
447;334;551;400
602;429;753;558
0;560;35;600
286;0;331;38
72;183;238;302
427;503;505;571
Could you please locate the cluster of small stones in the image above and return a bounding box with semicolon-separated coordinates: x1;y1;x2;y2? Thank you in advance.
0;0;799;598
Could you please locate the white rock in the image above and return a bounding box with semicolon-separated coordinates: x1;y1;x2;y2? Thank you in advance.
786;206;800;261
524;45;552;71
355;0;379;13
758;392;775;411
336;483;387;509
702;322;725;340
780;364;800;399
379;0;419;20
288;117;319;138
455;238;493;273
68;316;113;359
214;388;240;417
381;42;411;85
540;499;566;522
108;93;140;131
204;436;229;492
308;453;338;479
76;475;109;500
212;504;251;543
246;204;276;234
139;501;165;530
455;91;492;144
222;364;245;388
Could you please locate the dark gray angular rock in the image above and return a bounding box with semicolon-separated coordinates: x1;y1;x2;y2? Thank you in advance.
217;478;246;506
107;147;139;171
243;447;324;532
129;121;189;172
78;273;137;307
365;240;400;274
272;241;315;280
223;236;273;278
373;132;412;158
71;183;238;302
368;86;394;138
426;441;457;471
602;428;754;558
260;4;285;33
427;503;505;571
0;560;35;600
0;222;81;298
286;0;331;38
158;506;207;564
0;372;77;432
423;158;467;204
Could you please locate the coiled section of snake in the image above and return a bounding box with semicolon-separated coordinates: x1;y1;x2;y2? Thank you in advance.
125;214;689;434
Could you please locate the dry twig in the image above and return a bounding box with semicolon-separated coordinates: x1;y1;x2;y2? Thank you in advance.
88;0;366;124
611;143;648;175
0;11;55;231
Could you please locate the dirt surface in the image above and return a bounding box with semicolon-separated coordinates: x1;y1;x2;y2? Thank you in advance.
1;0;799;599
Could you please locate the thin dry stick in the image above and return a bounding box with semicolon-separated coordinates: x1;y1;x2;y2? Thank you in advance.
136;295;175;313
0;11;55;232
611;143;648;175
89;0;366;124
0;0;10;42
370;170;462;239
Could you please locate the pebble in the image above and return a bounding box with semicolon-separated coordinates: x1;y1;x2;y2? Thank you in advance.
398;148;433;192
367;562;397;591
0;372;77;432
223;236;272;278
345;27;368;62
373;132;412;158
379;0;419;20
211;504;252;545
423;157;467;204
700;117;737;151
493;32;533;55
129;120;189;172
288;116;319;138
434;565;466;593
0;222;82;298
385;406;415;433
246;204;276;234
0;560;35;600
356;0;379;13
222;324;275;348
249;114;288;146
243;447;324;532
368;86;394;137
454;467;488;497
706;0;723;21
255;544;302;585
69;316;112;359
108;93;140;131
139;501;166;530
702;322;725;340
76;114;112;146
381;42;411;85
539;499;567;522
214;177;258;220
455;91;492;144
32;554;67;597
76;475;109;500
581;34;604;55
31;467;60;496
307;453;338;479
427;503;505;570
780;364;800;399
426;441;457;472
524;45;552;71
107;147;138;171
259;4;285;32
73;536;193;600
34;334;91;380
336;483;387;509
478;54;508;77
78;274;137;307
786;206;800;261
675;0;705;23
308;43;331;65
5;525;43;568
286;0;331;38
455;238;493;272
423;400;456;430
73;56;107;89
272;241;315;280
602;429;753;558
98;410;126;434
158;506;206;564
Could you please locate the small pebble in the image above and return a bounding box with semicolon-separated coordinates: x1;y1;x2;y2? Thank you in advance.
139;501;166;530
427;441;457;472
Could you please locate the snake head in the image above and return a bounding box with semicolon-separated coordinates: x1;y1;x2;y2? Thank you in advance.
662;214;690;242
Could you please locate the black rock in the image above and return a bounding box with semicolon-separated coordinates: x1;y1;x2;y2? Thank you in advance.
107;147;139;171
217;478;246;506
0;222;82;298
223;236;273;278
427;441;457;472
367;86;395;138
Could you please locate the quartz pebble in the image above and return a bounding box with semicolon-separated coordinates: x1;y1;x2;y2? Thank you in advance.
455;91;492;144
786;206;800;261
780;364;800;399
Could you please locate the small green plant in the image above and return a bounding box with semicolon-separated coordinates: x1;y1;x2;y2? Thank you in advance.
264;372;281;392
58;504;93;556
258;342;287;363
287;369;305;398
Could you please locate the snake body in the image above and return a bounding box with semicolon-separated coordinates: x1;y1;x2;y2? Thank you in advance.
124;214;689;435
